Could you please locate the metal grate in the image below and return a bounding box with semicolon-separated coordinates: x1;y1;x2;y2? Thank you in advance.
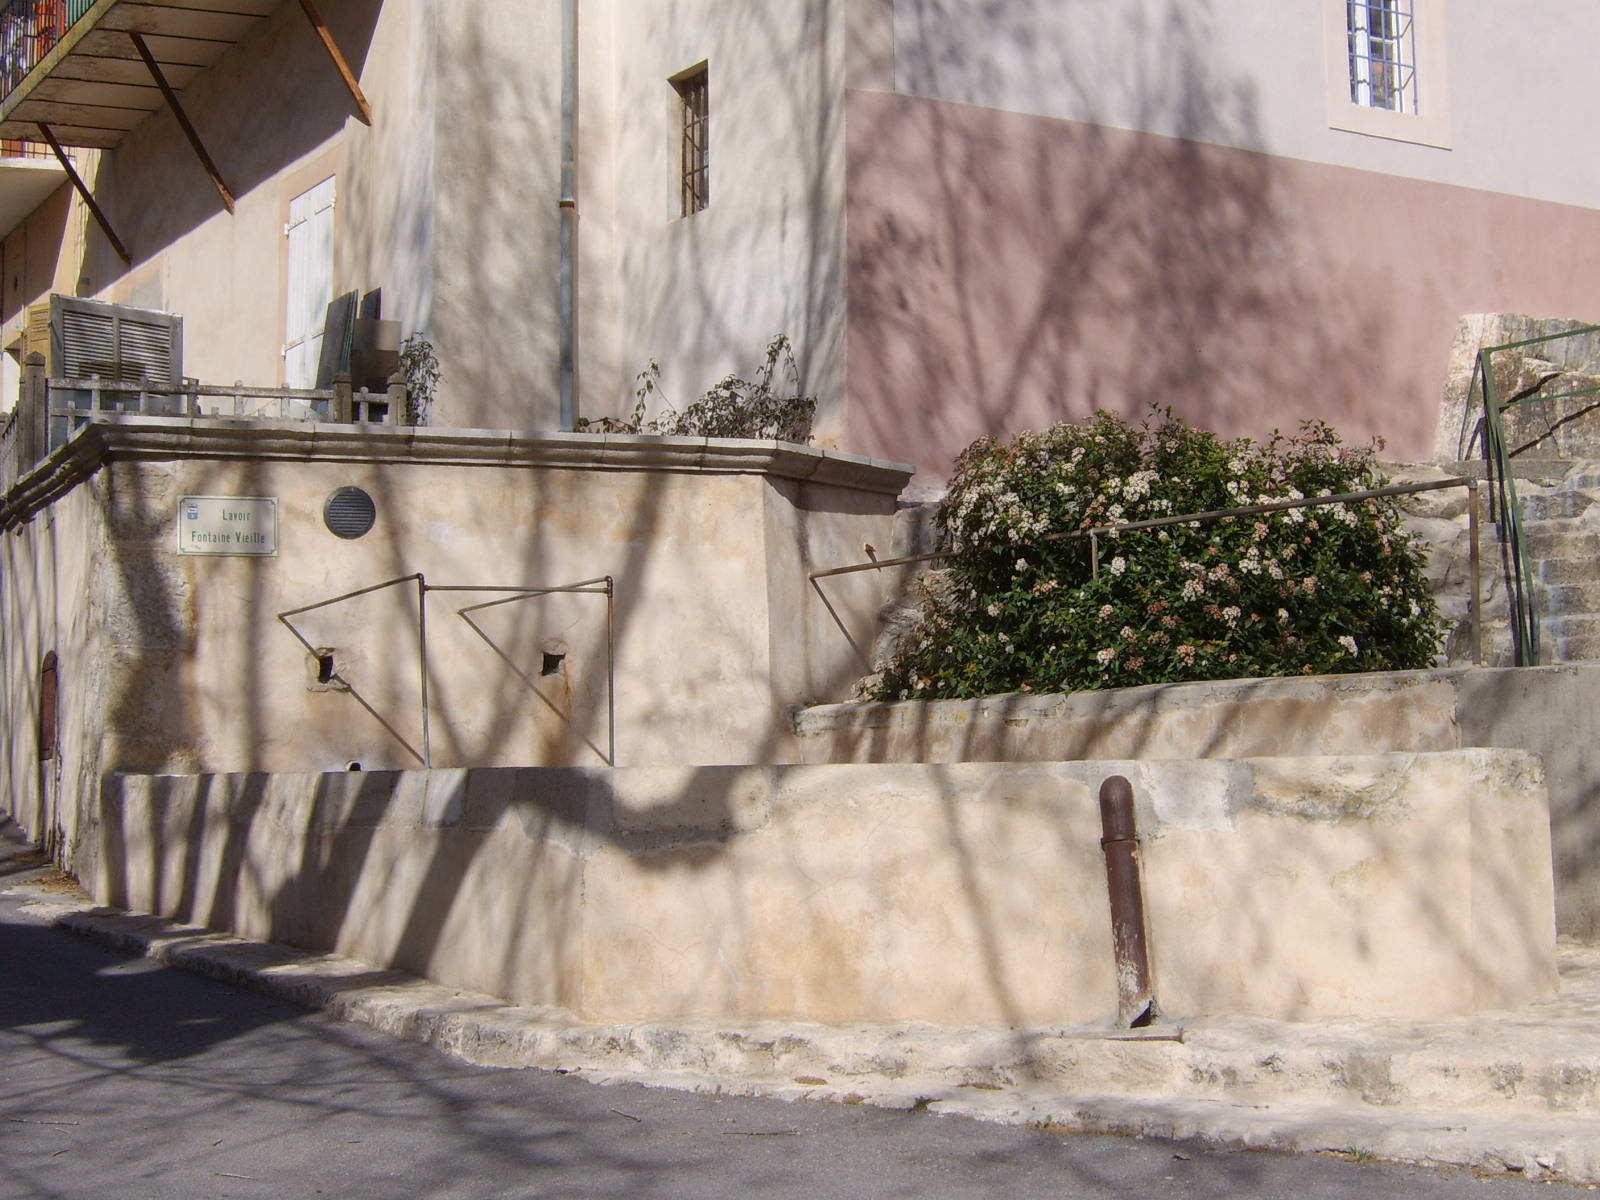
674;66;708;216
1347;0;1417;114
324;486;376;540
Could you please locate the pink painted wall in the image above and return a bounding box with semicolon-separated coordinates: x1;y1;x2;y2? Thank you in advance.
844;90;1600;482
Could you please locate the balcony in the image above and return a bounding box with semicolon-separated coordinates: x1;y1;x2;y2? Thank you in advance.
0;0;277;150
0;136;64;236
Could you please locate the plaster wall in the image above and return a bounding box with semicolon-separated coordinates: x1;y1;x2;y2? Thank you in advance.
573;0;849;444
796;663;1600;941
887;0;1600;210
0;0;429;393
0;476;108;862
844;91;1600;477
92;751;1556;1025
0;425;905;849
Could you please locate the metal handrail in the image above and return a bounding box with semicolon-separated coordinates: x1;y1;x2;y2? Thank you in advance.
1473;324;1600;667
810;475;1486;665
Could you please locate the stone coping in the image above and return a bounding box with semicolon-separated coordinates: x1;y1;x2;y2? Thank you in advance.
0;417;916;530
794;665;1473;733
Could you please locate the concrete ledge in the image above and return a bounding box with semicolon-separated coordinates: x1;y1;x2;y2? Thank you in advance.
91;752;1554;1026
0;418;916;531
798;664;1600;940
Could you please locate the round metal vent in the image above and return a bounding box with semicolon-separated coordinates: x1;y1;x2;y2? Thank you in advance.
324;486;376;539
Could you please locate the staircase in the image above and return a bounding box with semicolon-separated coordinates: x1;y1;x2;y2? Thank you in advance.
1523;468;1600;663
1407;459;1600;669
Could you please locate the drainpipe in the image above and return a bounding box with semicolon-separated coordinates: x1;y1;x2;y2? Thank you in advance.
558;0;578;430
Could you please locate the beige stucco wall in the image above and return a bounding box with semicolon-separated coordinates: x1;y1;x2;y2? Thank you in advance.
0;421;907;868
92;751;1556;1025
0;0;850;441
0;470;105;858
43;0;431;389
796;664;1600;943
574;0;849;443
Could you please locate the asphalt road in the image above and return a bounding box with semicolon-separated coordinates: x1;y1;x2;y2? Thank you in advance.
0;825;1579;1199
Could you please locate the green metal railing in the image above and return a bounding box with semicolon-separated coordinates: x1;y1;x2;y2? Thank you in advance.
1473;324;1600;667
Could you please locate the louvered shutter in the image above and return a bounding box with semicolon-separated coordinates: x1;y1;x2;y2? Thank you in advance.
49;295;182;384
284;176;336;389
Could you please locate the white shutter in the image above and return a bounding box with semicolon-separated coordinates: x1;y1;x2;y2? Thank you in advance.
284;176;336;389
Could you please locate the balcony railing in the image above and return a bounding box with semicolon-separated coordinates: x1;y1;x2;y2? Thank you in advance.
45;374;407;452
0;0;94;103
0;366;411;493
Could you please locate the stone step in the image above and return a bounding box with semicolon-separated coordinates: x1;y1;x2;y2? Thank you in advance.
1521;526;1600;559
52;905;1600;1135
1536;580;1600;615
1532;555;1600;586
1556;471;1600;492
1543;614;1600;660
1524;490;1595;521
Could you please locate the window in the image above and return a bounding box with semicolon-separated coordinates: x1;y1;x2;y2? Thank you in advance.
284;176;336;389
673;66;708;217
1324;0;1449;148
1347;1;1416;113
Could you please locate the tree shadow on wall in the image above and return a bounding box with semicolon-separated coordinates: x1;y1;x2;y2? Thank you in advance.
69;0;1537;1052
849;0;1407;477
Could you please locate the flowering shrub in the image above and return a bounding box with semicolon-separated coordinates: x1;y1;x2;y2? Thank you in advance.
866;410;1442;701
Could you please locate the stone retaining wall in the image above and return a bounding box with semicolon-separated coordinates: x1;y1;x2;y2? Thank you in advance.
94;751;1555;1027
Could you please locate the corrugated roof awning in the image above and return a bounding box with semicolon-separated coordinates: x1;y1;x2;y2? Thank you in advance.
0;0;281;149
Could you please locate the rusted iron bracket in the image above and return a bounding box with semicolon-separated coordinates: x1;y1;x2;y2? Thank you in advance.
36;123;130;263
130;31;235;214
297;0;373;125
1098;775;1157;1027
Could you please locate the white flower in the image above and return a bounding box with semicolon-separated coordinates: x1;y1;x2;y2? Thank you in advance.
1096;648;1116;665
1338;635;1358;655
1098;604;1114;620
1110;556;1127;576
1015;558;1028;572
1222;606;1241;627
986;602;1003;617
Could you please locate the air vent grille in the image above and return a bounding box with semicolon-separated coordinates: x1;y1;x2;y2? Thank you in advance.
324;486;376;539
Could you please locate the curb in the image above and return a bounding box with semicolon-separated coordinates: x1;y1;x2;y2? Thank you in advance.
26;892;1600;1187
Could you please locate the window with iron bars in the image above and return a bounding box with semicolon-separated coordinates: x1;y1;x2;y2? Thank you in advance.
1348;0;1417;113
673;66;708;217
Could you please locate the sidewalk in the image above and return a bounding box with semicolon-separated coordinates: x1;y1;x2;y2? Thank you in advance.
7;861;1600;1186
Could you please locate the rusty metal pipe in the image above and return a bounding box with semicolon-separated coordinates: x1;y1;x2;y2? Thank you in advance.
1098;775;1155;1027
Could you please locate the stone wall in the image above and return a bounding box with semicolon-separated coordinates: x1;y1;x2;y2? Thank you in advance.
93;751;1555;1026
796;664;1600;942
0;421;910;874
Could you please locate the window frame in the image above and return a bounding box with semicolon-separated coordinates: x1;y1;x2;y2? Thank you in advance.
1324;0;1451;149
671;64;709;218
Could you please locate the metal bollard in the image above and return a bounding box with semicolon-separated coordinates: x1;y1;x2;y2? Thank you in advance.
1098;775;1156;1027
